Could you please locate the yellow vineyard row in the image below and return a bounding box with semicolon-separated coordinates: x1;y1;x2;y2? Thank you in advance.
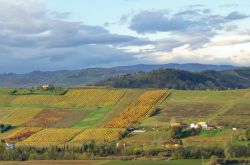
15;128;123;146
104;90;170;128
0;88;125;108
70;128;124;145
17;128;82;146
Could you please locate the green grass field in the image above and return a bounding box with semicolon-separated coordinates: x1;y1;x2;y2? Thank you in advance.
141;89;250;129
73;106;113;128
120;130;168;147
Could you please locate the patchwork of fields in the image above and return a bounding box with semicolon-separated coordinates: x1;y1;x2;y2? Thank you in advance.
0;88;250;147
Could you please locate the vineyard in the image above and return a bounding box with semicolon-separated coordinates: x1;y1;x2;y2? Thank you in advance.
2;108;43;126
0;107;19;122
104;90;170;128
0;87;247;149
1;88;125;108
17;128;82;146
70;128;124;144
3;127;43;143
0;88;172;147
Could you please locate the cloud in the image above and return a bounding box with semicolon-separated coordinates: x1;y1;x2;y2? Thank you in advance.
225;11;249;20
146;35;250;66
129;9;249;34
0;0;143;48
0;0;249;73
0;44;139;73
129;10;197;34
0;0;145;73
128;7;250;54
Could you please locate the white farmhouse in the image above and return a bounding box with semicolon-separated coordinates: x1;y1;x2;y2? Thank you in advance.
190;123;199;129
41;83;52;89
198;122;208;130
190;122;208;130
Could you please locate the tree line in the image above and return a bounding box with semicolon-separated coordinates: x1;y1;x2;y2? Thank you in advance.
95;68;250;90
0;141;249;161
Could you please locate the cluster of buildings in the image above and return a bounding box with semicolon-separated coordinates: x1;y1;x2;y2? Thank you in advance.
171;121;217;130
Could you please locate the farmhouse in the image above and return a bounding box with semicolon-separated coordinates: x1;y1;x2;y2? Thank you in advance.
41;83;52;89
190;123;199;129
197;122;208;130
190;122;208;130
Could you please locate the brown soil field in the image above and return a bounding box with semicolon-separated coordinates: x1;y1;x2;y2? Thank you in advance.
224;103;250;115
213;115;250;128
158;103;221;121
22;109;70;127
51;110;86;128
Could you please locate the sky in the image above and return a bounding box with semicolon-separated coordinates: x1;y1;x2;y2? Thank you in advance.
0;0;250;73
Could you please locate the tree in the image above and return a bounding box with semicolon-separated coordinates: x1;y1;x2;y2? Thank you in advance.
246;129;250;140
168;126;182;139
224;142;235;159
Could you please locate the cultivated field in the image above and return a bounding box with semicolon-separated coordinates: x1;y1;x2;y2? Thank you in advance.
17;128;82;146
70;128;124;144
104;90;170;128
141;89;250;129
0;88;125;108
120;130;169;147
1;108;43;126
0;127;43;143
22;109;71;127
0;87;249;148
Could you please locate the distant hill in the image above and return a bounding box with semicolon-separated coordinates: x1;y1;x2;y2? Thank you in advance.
95;67;250;90
114;63;236;72
0;63;237;88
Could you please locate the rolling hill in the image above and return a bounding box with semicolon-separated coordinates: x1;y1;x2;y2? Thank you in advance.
95;68;250;90
0;87;249;148
0;63;237;88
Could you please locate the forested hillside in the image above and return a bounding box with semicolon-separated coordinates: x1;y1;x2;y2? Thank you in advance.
95;68;250;90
